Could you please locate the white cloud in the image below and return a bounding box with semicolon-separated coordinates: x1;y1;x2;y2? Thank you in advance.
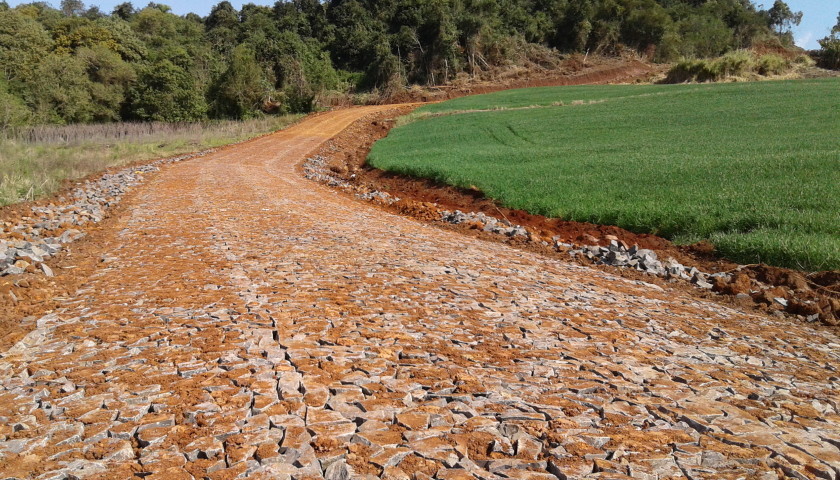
795;31;815;49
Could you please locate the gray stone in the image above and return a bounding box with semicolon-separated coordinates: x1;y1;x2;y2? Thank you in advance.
41;263;54;277
324;459;354;480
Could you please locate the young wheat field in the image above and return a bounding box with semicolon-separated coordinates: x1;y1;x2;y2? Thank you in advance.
369;79;840;271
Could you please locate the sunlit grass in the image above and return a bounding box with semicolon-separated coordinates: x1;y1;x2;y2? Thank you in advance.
369;79;840;271
0;115;301;206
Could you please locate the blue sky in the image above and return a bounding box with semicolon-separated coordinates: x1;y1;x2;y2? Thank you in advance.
8;0;838;49
782;0;838;49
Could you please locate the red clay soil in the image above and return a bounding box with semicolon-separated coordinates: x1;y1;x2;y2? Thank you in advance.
307;108;840;328
0;116;323;351
379;57;664;104
0;59;835;355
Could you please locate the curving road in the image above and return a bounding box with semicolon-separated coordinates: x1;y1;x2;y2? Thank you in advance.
1;106;839;479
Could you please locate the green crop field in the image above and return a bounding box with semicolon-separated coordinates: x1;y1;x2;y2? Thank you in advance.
369;79;840;271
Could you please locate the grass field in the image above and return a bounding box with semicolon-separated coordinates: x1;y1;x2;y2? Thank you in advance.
0;115;301;207
369;79;840;271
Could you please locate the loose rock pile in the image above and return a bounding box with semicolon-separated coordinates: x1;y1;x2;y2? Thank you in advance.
303;155;352;189
571;241;726;289
438;210;724;290
441;210;530;239
0;150;213;278
304;155;399;205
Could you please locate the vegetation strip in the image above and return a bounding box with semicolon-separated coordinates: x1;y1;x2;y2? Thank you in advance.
369;79;840;271
1;0;837;129
0;115;300;206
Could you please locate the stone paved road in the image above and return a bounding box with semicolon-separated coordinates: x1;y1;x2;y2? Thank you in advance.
1;107;839;480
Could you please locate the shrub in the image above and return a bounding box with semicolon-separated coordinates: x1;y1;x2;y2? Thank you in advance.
818;37;840;70
715;50;753;77
756;54;789;75
663;49;798;83
664;58;720;83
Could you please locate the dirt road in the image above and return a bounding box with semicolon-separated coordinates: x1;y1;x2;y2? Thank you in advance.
1;106;839;480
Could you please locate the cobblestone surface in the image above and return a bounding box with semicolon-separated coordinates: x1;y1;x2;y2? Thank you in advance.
1;107;839;479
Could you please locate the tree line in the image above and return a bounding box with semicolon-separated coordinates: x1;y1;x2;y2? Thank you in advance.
0;0;817;126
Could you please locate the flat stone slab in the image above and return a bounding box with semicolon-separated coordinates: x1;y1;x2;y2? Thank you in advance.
0;107;838;480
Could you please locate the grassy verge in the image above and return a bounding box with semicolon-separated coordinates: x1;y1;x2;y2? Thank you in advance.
369;79;840;271
0;115;301;206
663;49;815;83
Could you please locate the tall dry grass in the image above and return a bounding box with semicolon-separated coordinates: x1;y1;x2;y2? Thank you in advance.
663;50;816;83
0;115;301;206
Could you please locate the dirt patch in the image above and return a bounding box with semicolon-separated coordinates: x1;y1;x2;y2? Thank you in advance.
304;107;839;328
379;57;664;105
0;115;324;351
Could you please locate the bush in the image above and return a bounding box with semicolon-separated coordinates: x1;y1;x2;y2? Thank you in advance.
664;58;720;83
664;50;798;83
715;50;753;77
756;54;789;75
818;37;840;70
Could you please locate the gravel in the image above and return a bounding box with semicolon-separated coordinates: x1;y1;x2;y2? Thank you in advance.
440;210;530;239
435;209;730;290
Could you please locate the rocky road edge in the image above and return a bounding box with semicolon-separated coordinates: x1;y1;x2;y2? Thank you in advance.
0;124;312;349
0;153;207;271
301;108;839;328
0;112;316;283
0;150;216;279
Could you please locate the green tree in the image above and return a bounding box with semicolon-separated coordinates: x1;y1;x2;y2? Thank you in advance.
97;16;147;62
211;44;274;118
128;54;207;121
620;0;672;51
0;10;53;87
52;16;121;55
61;0;85;17
205;1;239;55
27;54;95;124
112;2;135;20
675;15;731;58
767;0;802;36
272;30;339;111
817;11;840;70
326;0;378;71
0;78;31;129
77;45;136;121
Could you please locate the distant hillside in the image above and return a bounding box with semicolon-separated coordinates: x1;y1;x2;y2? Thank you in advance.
0;0;800;124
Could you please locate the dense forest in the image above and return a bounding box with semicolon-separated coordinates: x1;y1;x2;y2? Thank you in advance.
0;0;820;125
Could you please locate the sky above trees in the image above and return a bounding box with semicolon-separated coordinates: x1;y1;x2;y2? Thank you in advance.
7;0;834;49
